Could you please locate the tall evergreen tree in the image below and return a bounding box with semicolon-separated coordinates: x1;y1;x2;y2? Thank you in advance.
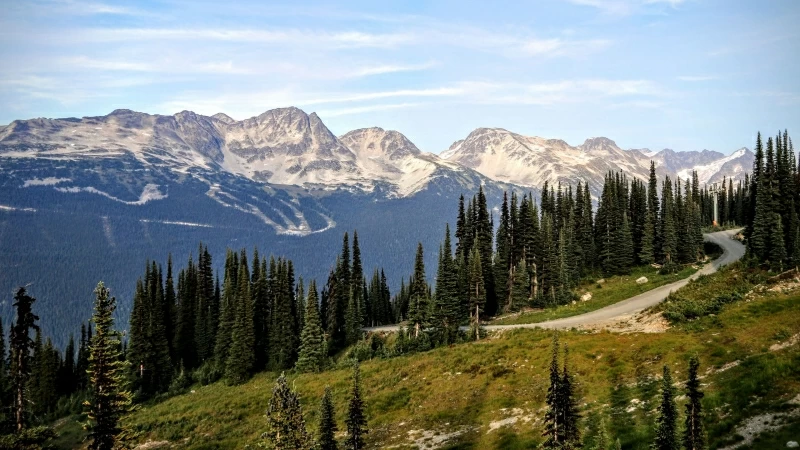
262;373;310;449
317;386;338;450
433;224;460;343
10;287;39;431
467;245;485;340
345;361;367;450
84;282;132;450
543;334;563;449
225;251;255;384
560;345;581;449
682;357;705;450
296;282;325;373
652;365;678;450
409;243;429;337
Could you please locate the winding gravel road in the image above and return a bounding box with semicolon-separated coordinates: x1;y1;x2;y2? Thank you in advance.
365;229;745;333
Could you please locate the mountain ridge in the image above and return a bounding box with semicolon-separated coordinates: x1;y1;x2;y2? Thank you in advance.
0;107;755;197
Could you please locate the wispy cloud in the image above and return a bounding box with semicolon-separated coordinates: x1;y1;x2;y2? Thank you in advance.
317;103;423;117
677;75;717;82
68;28;417;49
35;0;153;16
350;62;437;77
567;0;686;16
153;78;665;119
59;56;255;75
520;38;612;56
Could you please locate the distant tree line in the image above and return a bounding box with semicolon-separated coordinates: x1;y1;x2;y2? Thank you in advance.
397;163;710;343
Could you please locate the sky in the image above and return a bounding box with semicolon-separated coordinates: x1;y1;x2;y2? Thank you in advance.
1;0;798;155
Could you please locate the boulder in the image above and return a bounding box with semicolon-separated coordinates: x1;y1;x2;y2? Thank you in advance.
580;292;592;302
596;278;605;284
787;442;799;448
636;276;648;285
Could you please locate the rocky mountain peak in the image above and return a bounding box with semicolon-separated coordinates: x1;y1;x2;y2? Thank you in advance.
580;137;619;151
340;127;421;161
212;113;235;124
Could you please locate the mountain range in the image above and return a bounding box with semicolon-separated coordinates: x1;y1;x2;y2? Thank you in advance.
0;107;753;342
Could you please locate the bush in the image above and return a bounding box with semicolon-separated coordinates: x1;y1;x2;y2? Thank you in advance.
659;260;681;275
0;426;57;450
193;361;222;386
663;291;745;323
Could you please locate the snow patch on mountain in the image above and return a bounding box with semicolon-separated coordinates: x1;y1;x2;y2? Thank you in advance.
55;183;167;205
23;177;71;187
140;219;213;228
677;148;749;184
0;204;37;212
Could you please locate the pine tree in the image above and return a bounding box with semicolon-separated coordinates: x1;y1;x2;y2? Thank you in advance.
296;282;325;373
262;373;310;449
495;192;511;308
10;287;39;431
769;213;787;271
640;208;656;265
317;386;338;450
652;365;678;450
409;243;429;337
345;361;367;450
510;258;530;310
225;251;255;384
433;224;460;344
682;357;704;450
214;251;237;367
661;177;678;265
351;231;365;328
543;334;562;449
467;245;485;340
560;344;581;449
84;282;132;450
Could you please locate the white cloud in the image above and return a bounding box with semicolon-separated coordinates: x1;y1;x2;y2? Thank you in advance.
520;38;612;56
350;62;437;77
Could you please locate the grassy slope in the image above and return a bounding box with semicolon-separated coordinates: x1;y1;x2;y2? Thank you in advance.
490;265;696;326
55;265;800;449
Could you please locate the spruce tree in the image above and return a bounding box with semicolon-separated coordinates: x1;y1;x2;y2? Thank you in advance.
467;245;485;340
10;287;39;431
543;334;562;449
345;361;367;450
682;357;705;450
769;213;787;271
296;281;326;373
263;373;310;449
560;344;581;449
225;251;255;384
318;386;339;450
661;177;678;265
214;251;237;367
433;224;460;344
409;243;429;337
640;209;656;265
652;365;678;450
84;282;132;450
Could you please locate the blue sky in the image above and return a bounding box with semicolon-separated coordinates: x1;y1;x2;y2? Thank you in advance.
1;0;798;154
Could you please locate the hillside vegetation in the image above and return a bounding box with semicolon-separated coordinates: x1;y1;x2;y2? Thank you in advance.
51;263;800;449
